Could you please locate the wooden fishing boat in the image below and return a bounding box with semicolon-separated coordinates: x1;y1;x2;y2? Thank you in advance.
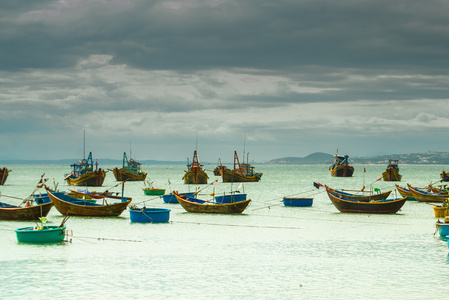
213;158;229;176
65;152;106;186
183;150;208;184
407;184;447;203
395;184;416;201
15;225;66;243
283;197;313;207
221;151;263;182
329;154;354;177
129;206;171;223
46;189;131;217
325;186;392;202
382;159;402;181
0;167;11;185
429;184;448;194
0;201;53;221
174;191;251;214
326;191;407;214
112;152;147;181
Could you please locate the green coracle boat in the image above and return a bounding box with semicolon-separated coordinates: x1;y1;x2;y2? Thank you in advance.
15;225;66;243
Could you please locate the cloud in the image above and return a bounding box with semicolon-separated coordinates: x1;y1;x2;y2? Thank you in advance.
1;0;449;161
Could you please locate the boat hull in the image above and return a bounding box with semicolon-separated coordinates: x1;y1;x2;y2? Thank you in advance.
0;167;10;185
65;170;106;186
15;226;66;243
221;169;262;182
382;169;402;181
112;168;147;181
434;206;449;218
46;189;131;217
327;192;406;214
437;223;449;237
215;194;247;204
325;186;391;202
330;165;354;177
161;192;195;203
283;197;313;207
174;192;251;214
0;202;53;221
395;185;416;201
183;170;209;184
407;184;447;203
129;208;171;223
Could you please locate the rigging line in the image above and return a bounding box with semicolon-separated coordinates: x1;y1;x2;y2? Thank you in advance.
71;235;142;243
171;220;302;230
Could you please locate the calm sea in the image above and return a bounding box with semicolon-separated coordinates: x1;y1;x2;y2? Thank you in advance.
1;163;448;299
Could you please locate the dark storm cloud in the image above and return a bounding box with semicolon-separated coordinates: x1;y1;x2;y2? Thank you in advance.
1;0;449;73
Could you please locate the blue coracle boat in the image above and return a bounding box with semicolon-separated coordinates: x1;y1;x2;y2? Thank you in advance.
283;197;313;207
15;225;66;243
129;207;171;223
436;222;449;237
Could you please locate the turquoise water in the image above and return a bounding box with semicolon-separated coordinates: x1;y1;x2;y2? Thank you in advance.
1;164;448;299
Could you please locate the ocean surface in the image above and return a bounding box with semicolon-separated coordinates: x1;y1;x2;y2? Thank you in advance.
1;163;449;299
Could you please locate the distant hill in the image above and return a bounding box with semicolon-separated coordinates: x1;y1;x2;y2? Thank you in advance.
266;152;334;164
266;151;449;165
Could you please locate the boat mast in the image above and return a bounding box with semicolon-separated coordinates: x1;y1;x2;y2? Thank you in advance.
83;129;86;160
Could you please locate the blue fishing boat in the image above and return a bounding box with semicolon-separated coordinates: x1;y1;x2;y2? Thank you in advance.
214;193;247;204
15;225;66;243
161;192;195;203
283;197;313;207
129;207;171;223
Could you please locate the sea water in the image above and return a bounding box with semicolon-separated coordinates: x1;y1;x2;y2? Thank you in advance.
1;163;449;299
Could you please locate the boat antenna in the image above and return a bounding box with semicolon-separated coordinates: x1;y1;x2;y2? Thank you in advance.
243;134;246;164
83;129;86;160
196;132;199;151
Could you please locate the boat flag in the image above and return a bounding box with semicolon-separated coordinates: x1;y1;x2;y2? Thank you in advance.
376;177;382;181
313;182;323;189
238;182;243;189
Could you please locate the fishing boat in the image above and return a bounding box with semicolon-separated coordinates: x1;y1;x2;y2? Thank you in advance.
283;197;313;207
214;192;247;204
143;187;166;196
395;184;416;201
160;192;195;203
112;152;147;181
382;159;402;181
329;154;354;177
213;158;229;176
326;190;407;214
65;152;106;186
325;186;392;202
436;218;449;237
46;188;131;217
0;175;54;220
183;150;208;184
407;184;447;203
173;191;251;214
129;206;171;223
0;200;53;221
441;171;449;182
142;180;166;196
221;151;263;182
15;225;66;243
0;167;11;185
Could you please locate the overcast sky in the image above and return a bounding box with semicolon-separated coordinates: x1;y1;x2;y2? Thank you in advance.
1;0;449;163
